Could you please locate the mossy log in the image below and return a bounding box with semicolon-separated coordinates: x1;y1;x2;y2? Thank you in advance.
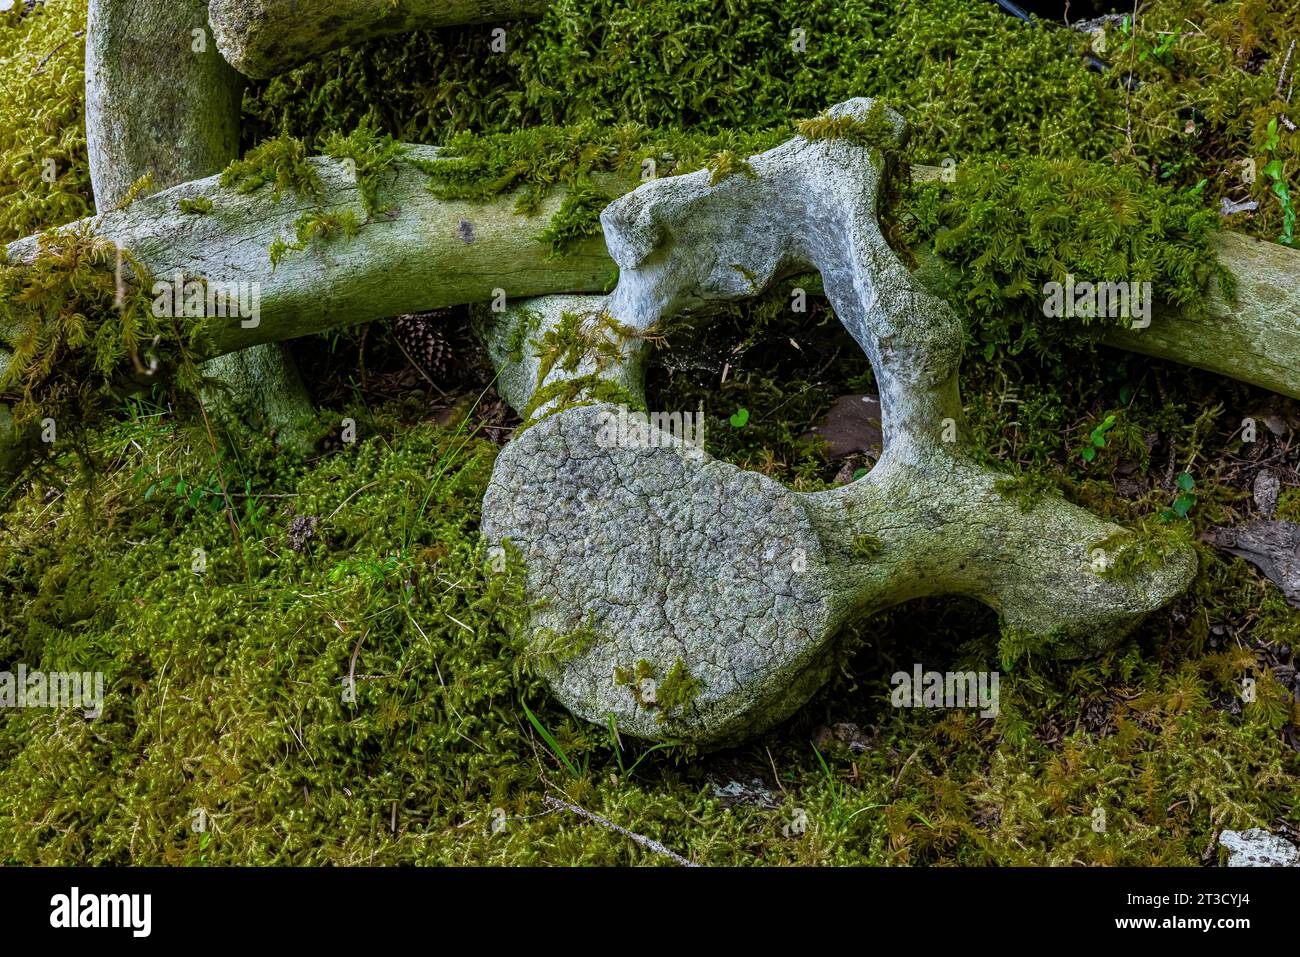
208;0;552;78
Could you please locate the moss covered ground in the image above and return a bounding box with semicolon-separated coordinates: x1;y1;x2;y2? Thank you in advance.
1;0;1299;865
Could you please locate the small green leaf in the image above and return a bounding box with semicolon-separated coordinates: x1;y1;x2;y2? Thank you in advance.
1176;472;1194;492
521;700;579;778
1082;446;1096;462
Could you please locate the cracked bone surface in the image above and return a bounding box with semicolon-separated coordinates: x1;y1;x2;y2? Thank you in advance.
480;99;1197;748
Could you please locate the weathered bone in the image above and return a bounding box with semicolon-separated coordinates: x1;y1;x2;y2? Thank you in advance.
0;156;625;483
3;152;1295;394
1;156;625;359
85;0;311;449
479;99;1197;747
3;123;1298;482
208;0;552;78
86;0;244;210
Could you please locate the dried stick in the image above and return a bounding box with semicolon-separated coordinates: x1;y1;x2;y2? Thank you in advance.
542;795;698;867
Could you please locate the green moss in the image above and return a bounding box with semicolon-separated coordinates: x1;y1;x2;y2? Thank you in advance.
1276;487;1300;523
519;374;643;435
413;120;787;246
532;310;586;383
852;533;883;560
916;157;1232;362
706;150;756;186
113;173;156;211
240;0;1118;168
225;0;1288;249
413;121;617;212
613;657;700;720
795;100;896;152
535;178;609;258
0;0;92;244
996;623;1078;671
505;309;543;365
177;197;214;216
613;659;656;691
0;393;1296;865
614;660;656;708
532;308;639;387
321;123;409;218
515;306;653;432
522;621;601;676
0;409;555;864
220;133;320;202
268;209;361;269
1090;520;1195;581
416;120;780;215
0;224;199;434
993;470;1059;512
655;658;702;720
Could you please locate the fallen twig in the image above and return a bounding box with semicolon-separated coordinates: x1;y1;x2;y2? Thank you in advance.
32;30;83;76
1278;39;1296;101
542;795;698;867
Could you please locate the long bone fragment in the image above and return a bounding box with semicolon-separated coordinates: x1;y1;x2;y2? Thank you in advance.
208;0;552;78
0;155;627;480
479;99;1197;747
86;0;311;449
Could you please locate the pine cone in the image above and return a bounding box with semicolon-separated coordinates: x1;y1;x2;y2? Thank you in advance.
393;313;453;376
286;515;320;553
